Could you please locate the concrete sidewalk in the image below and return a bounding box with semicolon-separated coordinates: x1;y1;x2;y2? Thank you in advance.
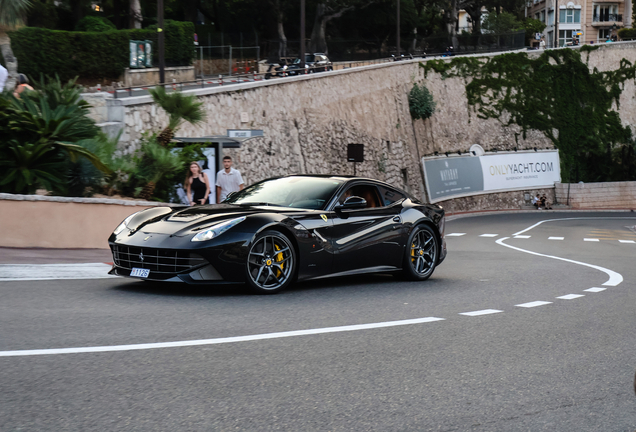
0;247;112;265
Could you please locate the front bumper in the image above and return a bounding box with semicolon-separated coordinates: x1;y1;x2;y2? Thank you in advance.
108;229;255;284
109;244;229;283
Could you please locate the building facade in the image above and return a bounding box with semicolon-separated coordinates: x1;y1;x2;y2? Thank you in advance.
526;0;632;47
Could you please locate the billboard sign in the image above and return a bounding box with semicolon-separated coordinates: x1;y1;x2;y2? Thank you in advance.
422;151;560;203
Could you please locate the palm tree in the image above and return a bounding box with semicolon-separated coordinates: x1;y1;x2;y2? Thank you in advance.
0;0;32;91
148;86;205;146
136;140;182;200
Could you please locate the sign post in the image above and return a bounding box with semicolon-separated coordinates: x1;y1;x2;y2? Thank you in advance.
347;144;364;176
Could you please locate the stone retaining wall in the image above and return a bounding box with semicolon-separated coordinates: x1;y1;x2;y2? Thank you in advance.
89;42;636;206
555;182;636;209
0;194;174;249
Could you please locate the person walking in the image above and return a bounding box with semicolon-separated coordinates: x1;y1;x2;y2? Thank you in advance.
216;156;245;203
185;161;210;205
539;38;546;50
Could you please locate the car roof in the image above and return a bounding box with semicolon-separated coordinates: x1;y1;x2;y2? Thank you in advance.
282;174;406;191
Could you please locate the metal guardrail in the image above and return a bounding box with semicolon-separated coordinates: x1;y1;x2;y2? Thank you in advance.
110;44;525;99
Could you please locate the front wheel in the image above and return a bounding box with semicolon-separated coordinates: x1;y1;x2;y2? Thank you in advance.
246;230;296;294
402;224;438;281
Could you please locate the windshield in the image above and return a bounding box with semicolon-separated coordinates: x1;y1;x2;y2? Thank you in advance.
223;177;344;210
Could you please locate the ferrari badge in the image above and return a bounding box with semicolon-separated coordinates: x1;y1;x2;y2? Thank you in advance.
320;214;328;222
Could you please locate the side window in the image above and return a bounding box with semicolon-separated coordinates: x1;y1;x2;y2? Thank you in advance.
377;186;405;206
338;184;382;208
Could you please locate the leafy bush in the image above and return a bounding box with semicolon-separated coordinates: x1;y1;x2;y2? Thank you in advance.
618;28;636;40
9;21;195;81
75;16;116;32
409;83;436;121
0;77;109;195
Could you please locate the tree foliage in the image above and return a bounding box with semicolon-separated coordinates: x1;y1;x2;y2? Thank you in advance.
481;11;522;34
421;48;636;182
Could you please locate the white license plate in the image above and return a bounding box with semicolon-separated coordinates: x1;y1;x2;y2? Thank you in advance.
130;268;150;278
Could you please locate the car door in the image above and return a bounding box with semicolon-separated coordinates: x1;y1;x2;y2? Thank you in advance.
329;183;404;274
287;210;335;280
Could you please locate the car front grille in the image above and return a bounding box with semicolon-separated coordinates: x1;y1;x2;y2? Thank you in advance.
111;246;206;274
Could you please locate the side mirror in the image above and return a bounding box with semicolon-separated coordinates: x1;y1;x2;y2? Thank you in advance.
335;196;367;212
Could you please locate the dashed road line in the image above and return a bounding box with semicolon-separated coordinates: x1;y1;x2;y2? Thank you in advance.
516;301;552;308
513;216;636;236
479;234;499;237
513;235;531;239
446;233;466;237
619;240;636;244
584;287;606;292
459;309;503;316
557;294;585;300
584;238;600;242
548;237;564;240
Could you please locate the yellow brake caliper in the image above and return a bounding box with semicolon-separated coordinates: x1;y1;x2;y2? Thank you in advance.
411;243;416;264
274;244;284;277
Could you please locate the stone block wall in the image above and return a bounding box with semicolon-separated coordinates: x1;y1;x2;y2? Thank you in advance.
555;181;636;209
92;42;636;209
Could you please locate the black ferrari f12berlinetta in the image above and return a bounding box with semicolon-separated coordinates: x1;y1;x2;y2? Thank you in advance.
109;175;446;293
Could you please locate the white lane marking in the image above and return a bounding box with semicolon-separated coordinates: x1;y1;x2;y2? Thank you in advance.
446;233;466;237
0;263;115;282
514;235;531;239
548;237;564;240
513;217;636;236
496;237;623;286
619;240;636;244
584;287;606;292
516;301;552;308
584;238;599;242
479;234;499;237
0;317;445;357
557;294;585;300
459;309;503;316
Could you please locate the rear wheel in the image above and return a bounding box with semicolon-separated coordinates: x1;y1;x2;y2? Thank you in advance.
246;230;296;294
402;224;438;281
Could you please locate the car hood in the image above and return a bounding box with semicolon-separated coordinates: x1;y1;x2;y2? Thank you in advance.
128;204;309;235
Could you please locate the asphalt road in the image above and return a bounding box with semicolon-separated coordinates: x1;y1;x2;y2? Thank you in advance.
2;212;636;431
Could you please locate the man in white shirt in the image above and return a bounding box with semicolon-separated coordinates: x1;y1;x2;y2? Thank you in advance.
216;156;245;202
0;65;8;92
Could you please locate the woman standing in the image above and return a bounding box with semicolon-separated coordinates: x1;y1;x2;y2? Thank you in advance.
185;161;210;205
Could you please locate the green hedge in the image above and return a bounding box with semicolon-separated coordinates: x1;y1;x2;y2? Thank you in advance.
9;20;195;82
618;28;636;40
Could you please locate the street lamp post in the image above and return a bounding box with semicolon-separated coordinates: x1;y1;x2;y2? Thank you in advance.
396;0;400;56
300;0;305;69
158;0;165;84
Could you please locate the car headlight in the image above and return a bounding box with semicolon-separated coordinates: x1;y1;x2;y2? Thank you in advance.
191;216;246;242
113;213;137;235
